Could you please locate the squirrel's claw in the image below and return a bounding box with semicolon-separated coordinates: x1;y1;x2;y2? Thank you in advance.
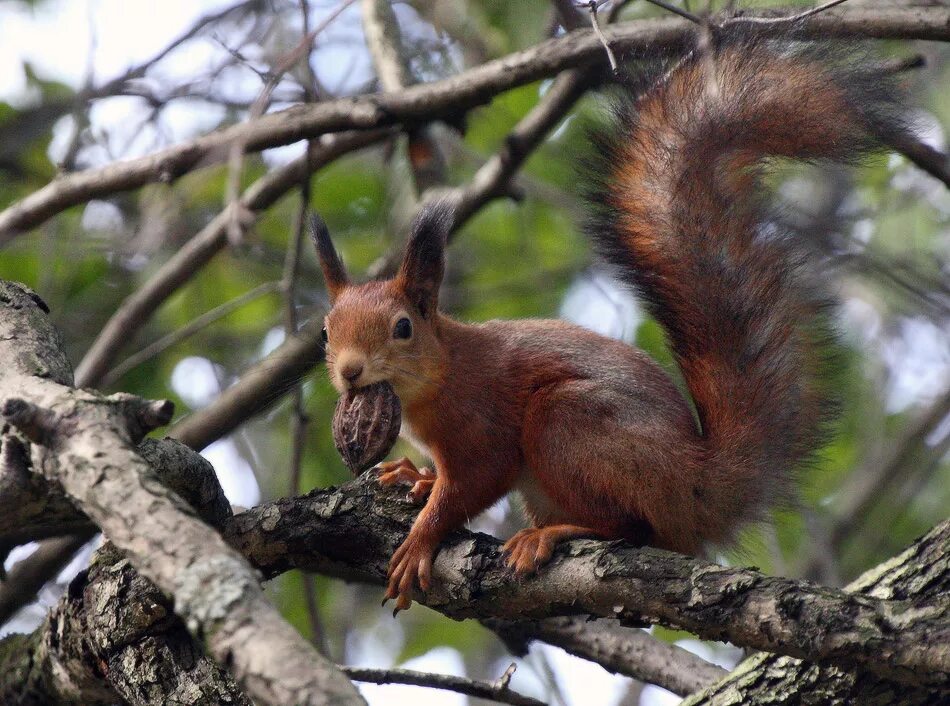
385;534;434;615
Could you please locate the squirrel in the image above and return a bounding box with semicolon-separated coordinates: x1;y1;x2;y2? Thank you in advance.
312;32;905;611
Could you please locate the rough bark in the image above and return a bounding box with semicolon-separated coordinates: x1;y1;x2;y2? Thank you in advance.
2;428;728;700
0;280;363;706
0;545;251;706
223;473;950;689
682;520;950;705
0;436;231;548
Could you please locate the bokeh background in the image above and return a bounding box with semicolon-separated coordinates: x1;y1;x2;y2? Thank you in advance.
0;1;948;704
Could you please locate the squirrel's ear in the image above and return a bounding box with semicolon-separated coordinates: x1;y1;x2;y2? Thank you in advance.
396;200;453;319
309;213;348;303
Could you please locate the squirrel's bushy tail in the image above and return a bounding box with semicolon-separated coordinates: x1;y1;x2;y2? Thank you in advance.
587;33;905;544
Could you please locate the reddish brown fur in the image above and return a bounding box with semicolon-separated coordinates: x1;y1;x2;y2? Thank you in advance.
316;37;902;610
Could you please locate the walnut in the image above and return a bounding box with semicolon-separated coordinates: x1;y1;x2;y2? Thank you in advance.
331;381;402;474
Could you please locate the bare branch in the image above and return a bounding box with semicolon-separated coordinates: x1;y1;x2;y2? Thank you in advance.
683;518;950;705
1;4;948;240
830;389;950;549
223;0;358;245
170;316;325;450
738;0;852;25
0;533;94;627
491;617;728;697
102;281;282;387
369;63;594;278
342;663;546;706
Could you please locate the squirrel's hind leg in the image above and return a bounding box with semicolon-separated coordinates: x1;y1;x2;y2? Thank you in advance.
502;524;602;575
520;378;688;548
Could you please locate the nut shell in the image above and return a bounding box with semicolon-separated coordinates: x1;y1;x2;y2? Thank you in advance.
332;381;402;474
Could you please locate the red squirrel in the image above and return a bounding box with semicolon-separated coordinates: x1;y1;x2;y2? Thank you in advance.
313;34;905;611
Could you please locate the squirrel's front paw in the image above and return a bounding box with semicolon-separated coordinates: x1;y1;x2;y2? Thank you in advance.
375;457;435;503
384;535;434;613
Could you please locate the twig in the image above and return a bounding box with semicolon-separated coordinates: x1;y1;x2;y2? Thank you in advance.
643;0;703;25
587;1;620;72
101;281;281;387
283;181;330;658
736;0;851;25
2;4;947;241
342;663;546;706
285;185;312;496
829;388;950;549
169;317;325;450
886;132;950;190
491;617;728;697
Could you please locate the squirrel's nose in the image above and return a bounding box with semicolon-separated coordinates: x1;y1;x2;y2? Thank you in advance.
341;362;364;383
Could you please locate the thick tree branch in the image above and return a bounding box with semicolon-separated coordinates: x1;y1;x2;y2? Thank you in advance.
1;4;948;240
223;473;950;688
2;425;719;701
0;544;252;706
0;436;231;550
0;435;232;625
0;281;363;706
684;519;950;705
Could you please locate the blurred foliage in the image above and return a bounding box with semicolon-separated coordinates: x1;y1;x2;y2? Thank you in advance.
0;0;948;702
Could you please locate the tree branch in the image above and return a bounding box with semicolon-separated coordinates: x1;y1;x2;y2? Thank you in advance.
1;4;948;240
343;663;545;706
683;519;950;705
2;426;732;698
0;544;252;706
223;473;950;688
490;617;728;697
0;533;94;627
0;281;363;706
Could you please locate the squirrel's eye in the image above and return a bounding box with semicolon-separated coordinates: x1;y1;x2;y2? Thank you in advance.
321;326;329;344
393;317;412;340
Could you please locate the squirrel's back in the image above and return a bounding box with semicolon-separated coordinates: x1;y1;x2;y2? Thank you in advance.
585;33;907;544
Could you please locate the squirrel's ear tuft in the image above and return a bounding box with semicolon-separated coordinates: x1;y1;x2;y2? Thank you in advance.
396;200;453;319
309;213;348;303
